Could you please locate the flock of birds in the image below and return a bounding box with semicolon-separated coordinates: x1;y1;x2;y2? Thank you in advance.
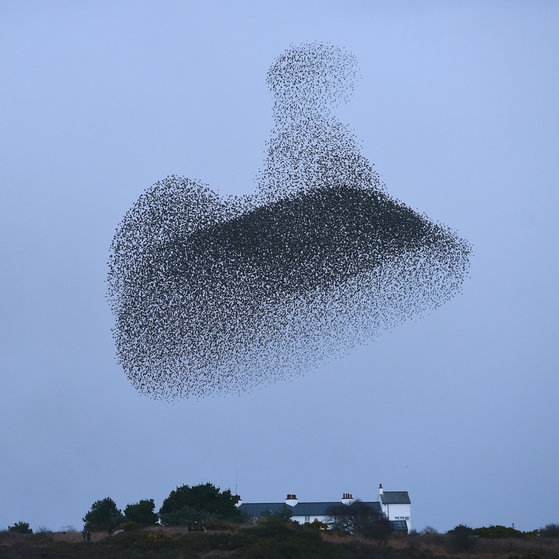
107;43;471;400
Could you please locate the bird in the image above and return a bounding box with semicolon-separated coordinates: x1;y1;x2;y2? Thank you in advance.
107;42;471;400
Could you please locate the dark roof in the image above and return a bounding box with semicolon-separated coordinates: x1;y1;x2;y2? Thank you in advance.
380;491;410;505
239;503;289;517
239;501;382;517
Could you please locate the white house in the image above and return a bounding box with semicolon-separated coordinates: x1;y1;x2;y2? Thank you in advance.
378;484;412;532
238;483;411;533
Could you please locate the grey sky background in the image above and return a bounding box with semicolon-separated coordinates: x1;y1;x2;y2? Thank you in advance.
1;0;557;533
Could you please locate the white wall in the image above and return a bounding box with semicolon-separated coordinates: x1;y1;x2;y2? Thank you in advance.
381;502;411;532
292;515;329;524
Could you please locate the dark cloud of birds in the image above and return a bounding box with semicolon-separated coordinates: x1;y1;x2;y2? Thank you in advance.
107;43;471;400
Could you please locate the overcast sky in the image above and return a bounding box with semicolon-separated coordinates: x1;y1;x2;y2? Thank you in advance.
1;0;558;533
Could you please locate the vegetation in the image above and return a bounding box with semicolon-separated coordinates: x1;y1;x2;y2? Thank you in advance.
327;500;393;543
83;497;124;534
4;481;559;558
259;505;293;521
473;524;525;538
2;521;559;559
159;482;243;528
541;523;559;537
446;523;478;551
8;521;33;534
124;498;158;525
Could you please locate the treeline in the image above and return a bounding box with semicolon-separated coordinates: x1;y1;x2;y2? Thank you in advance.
82;482;242;534
6;482;241;536
5;481;559;543
443;523;559;539
442;522;559;551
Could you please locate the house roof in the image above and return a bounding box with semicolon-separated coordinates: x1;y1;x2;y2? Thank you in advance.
380;491;410;505
239;501;382;518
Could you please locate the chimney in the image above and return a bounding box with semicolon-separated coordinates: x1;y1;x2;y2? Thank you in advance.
341;493;355;506
285;494;298;506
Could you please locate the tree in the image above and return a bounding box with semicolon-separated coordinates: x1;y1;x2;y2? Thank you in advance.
540;524;559;537
8;521;33;534
327;500;393;543
260;506;293;521
124;498;158;525
83;497;124;534
159;483;242;527
447;524;478;551
473;525;523;538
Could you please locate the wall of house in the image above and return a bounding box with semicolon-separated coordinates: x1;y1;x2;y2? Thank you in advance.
292;515;328;524
381;503;411;532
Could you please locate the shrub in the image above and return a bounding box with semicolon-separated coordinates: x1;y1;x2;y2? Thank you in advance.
83;497;124;534
259;505;293;521
305;519;328;531
540;523;559;537
447;524;478;552
327;500;393;543
124;498;158;525
474;524;524;538
240;538;286;559
205;518;238;530
159;483;242;526
234;521;332;559
8;521;33;534
118;520;143;532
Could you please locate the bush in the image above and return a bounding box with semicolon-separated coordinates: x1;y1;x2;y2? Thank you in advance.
205;518;238;531
240;538;287;559
327;500;393;543
159;482;242;526
8;521;33;534
234;521;333;559
124;498;158;525
305;519;328;531
259;505;293;521
540;523;559;537
83;497;124;534
447;524;478;552
255;518;297;537
474;524;524;538
118;520;143;532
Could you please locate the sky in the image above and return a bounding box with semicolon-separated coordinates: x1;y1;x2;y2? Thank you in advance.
1;0;558;533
